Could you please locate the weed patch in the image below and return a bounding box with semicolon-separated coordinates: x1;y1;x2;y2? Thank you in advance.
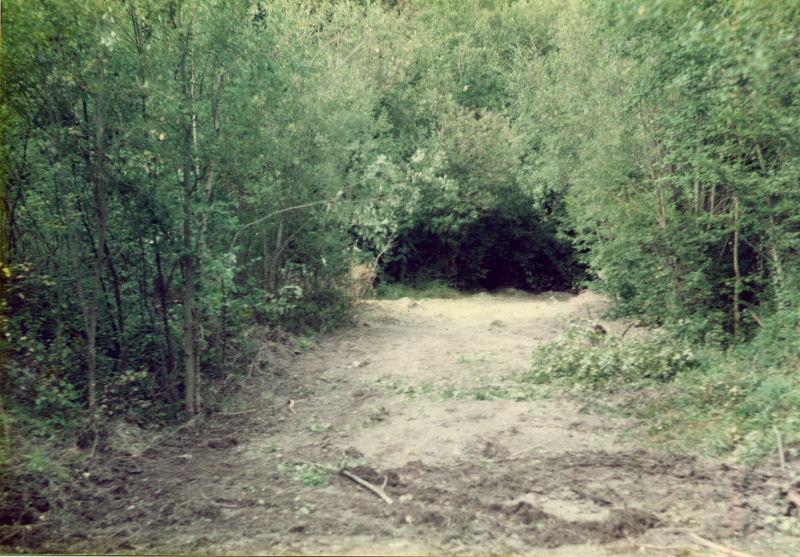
522;319;800;461
377;281;462;300
277;462;330;487
523;320;697;389
372;377;540;402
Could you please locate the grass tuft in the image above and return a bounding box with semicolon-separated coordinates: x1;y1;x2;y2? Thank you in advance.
376;280;462;300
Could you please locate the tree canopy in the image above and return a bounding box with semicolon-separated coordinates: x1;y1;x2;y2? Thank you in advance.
2;0;798;457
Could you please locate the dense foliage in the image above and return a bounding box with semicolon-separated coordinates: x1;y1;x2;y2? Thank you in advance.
516;0;800;457
526;321;698;388
1;0;798;475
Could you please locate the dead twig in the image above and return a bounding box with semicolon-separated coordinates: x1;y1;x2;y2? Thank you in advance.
619;322;635;339
688;532;760;557
774;426;786;471
246;342;272;379
198;492;241;508
174;414;202;434
340;469;393;505
748;310;765;328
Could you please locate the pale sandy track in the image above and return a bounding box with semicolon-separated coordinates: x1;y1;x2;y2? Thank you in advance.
9;291;797;556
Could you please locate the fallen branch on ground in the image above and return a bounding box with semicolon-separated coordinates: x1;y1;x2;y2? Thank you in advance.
774;426;786;471
340;469;393;505
174;414;202;434
619;322;635;339
688;532;760;557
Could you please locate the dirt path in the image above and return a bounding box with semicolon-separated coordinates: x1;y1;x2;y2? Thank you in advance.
8;291;797;555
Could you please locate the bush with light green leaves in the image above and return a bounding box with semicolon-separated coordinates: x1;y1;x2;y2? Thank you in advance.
524;321;698;389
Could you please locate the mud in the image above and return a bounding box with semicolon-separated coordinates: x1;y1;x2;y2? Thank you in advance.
2;291;798;555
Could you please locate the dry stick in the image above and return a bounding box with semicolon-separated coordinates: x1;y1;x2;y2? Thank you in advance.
340;469;393;505
774;426;786;471
174;414;202;433
688;532;760;557
200;493;240;509
619;322;635;339
748;310;765;328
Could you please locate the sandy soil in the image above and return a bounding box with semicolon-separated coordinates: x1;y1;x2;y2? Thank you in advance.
4;290;798;555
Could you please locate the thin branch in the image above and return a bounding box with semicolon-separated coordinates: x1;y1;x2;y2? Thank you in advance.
229;198;337;254
747;310;765;328
228;196;375;254
340;469;393;505
372;234;396;269
774;426;786;471
688;532;760;557
619;322;635;339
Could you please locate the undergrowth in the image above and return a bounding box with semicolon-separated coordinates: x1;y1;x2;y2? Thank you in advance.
0;283;355;534
376;280;463;300
523;320;698;388
522;317;800;462
371;376;540;403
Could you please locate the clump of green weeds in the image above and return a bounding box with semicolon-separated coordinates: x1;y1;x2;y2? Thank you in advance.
277;462;330;487
522;316;800;461
523;319;697;389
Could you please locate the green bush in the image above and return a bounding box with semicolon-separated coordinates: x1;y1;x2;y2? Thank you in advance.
636;351;800;459
523;320;698;389
264;285;354;334
525;315;800;459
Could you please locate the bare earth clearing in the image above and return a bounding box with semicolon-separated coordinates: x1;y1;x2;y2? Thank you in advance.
5;291;799;555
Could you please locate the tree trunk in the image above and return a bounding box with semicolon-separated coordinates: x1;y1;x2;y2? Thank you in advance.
267;219;284;293
181;154;197;418
87;72;109;413
0;0;9;459
732;195;741;340
767;215;786;308
180;46;198;417
177;18;207;418
154;242;178;401
71;241;97;413
105;243;126;369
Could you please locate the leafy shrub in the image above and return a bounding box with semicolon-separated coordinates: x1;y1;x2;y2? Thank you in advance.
97;368;159;424
634;349;800;460
33;377;80;427
527;314;800;460
264;285;354;334
8;359;82;436
523;320;698;389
